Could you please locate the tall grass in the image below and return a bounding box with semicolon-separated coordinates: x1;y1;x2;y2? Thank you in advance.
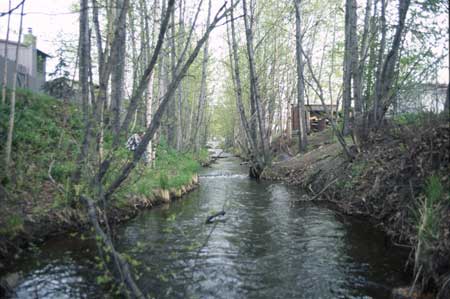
414;175;447;280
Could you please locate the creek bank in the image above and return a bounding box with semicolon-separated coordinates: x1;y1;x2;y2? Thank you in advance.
0;174;199;274
262;123;450;298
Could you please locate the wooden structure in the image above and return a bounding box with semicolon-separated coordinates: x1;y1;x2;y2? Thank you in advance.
292;104;338;133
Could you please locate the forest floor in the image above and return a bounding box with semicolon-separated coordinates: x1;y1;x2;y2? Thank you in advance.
263;117;450;298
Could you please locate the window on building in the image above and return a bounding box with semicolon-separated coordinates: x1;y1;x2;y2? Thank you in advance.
37;55;45;74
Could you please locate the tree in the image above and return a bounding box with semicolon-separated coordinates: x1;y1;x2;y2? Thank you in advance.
294;0;308;152
111;0;128;135
192;0;212;152
372;0;411;127
5;1;25;168
1;0;12;106
342;0;357;136
75;1;237;296
242;0;270;177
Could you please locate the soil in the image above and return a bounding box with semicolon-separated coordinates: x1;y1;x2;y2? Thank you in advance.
262;122;450;298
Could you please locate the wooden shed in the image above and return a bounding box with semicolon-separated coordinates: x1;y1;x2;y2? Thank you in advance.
291;104;338;133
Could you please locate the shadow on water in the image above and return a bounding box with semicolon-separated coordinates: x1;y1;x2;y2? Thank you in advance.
6;155;411;299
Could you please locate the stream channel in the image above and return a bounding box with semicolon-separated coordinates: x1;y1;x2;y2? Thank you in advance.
7;154;411;298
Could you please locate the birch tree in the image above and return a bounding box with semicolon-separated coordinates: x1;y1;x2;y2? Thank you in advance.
294;0;308;152
111;0;127;135
192;0;212;152
5;1;25;168
75;1;237;296
1;0;12;106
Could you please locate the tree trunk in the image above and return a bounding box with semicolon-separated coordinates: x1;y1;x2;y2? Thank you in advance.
111;0;127;135
373;0;387;124
4;1;25;168
192;0;212;152
72;0;92;184
1;0;12;106
105;2;232;196
374;0;411;126
294;0;308;152
227;0;260;169
243;0;269;174
342;0;357;136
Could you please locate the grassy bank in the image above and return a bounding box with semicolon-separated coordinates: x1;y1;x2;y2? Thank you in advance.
0;89;203;265
262;117;450;298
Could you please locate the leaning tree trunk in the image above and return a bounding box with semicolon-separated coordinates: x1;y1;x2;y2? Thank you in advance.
373;0;411;127
5;2;25;168
294;0;308;153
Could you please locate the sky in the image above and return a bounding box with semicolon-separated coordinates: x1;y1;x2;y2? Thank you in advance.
0;0;79;54
0;0;448;86
0;0;230;94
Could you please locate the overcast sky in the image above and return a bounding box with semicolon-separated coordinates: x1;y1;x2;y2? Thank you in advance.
0;0;78;53
0;0;448;86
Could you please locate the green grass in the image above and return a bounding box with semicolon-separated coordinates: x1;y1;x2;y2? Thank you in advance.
392;112;439;126
0;88;82;192
1;88;203;209
0;214;24;236
414;174;449;275
417;175;446;242
118;141;201;199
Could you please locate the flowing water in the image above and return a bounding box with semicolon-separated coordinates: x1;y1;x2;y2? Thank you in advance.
6;155;411;298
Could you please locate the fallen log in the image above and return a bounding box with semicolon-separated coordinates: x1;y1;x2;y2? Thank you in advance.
205;211;225;224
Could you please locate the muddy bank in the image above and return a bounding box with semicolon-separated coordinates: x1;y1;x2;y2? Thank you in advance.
0;174;199;273
262;124;450;298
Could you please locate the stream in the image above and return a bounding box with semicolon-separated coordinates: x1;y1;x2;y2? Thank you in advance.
6;154;410;298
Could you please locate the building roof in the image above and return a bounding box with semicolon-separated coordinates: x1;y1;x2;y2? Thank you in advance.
37;49;51;58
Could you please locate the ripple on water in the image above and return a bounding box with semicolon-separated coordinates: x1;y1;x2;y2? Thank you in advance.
8;155;410;299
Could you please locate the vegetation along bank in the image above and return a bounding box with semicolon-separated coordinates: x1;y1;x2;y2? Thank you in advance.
0;90;206;270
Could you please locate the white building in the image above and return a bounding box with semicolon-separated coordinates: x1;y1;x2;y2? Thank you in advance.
0;28;50;92
395;83;448;114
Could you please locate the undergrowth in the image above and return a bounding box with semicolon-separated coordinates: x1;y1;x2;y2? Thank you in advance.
118;141;201;199
0;88;82;194
0;88;205;238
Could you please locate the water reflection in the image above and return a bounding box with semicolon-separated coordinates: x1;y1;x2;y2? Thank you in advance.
7;156;410;298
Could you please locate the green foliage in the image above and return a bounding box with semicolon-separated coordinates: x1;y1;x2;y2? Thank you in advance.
393;112;424;126
0;214;24;236
0;88;82;202
351;160;367;177
117;141;201;199
425;175;445;206
417;175;446;243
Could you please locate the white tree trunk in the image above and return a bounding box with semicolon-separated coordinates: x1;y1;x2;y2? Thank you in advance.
5;1;25;167
1;0;12;106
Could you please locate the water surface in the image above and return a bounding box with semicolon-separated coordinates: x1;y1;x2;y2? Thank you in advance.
7;155;410;298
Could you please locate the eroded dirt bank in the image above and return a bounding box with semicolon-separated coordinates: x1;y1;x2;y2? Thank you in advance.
262;124;450;298
0;175;199;275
